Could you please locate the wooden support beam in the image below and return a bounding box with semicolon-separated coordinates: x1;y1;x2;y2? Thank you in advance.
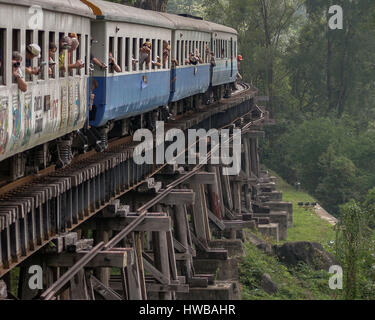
121;190;195;206
90;275;123;300
87;216;172;232
155;172;216;185
142;256;170;285
45;250;133;268
208;209;226;231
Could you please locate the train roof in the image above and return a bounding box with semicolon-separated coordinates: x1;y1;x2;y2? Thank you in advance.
84;0;175;29
84;0;237;35
0;0;95;18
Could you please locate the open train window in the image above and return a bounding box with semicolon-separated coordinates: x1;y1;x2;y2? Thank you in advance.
151;39;156;69
139;38;144;71
132;38;137;71
176;40;180;66
184;41;188;64
117;37;123;72
12;29;21;84
25;30;34;82
109;37;114;73
157;39;161;70
75;33;82;76
0;29;5;85
180;40;184;66
85;34;88;76
38;30;45;80
48;32;56;79
59;32;66;78
125;37;130;71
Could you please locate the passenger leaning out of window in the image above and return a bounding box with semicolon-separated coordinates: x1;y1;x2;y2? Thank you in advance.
139;42;152;68
25;44;41;76
59;36;83;73
162;40;170;67
108;52;121;73
68;37;84;71
48;43;57;76
12;51;27;92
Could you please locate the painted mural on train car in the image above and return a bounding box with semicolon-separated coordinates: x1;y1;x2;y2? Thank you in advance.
0;78;87;162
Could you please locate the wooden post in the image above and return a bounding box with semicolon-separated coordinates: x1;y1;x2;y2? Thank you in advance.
207;166;222;220
152;231;171;300
190;184;209;245
94;222;110;287
174;205;193;281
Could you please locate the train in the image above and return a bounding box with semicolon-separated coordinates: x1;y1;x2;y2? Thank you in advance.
0;0;238;183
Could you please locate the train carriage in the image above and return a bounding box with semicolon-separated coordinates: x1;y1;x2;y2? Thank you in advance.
0;0;93;177
86;0;175;128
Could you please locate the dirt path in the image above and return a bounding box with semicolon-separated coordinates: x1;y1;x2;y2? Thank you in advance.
313;204;338;226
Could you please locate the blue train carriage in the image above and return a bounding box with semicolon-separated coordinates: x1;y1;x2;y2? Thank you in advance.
205;21;238;91
0;0;92;179
159;13;212;104
86;0;175;134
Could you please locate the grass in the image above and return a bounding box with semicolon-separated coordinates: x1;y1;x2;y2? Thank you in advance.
240;242;336;300
240;170;339;300
268;170;336;250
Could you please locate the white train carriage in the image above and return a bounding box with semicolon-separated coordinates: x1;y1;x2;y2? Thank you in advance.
0;0;93;171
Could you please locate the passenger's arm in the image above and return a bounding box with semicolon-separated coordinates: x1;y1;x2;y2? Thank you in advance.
13;71;27;92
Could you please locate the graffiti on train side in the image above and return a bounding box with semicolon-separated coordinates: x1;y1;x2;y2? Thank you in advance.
0;96;9;155
10;94;22;152
22;92;32;146
0;78;87;161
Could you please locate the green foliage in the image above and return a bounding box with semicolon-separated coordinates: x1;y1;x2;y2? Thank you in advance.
335;201;375;300
240;242;334;300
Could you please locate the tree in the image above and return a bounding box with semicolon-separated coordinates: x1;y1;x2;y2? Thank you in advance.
335;201;372;300
107;0;168;11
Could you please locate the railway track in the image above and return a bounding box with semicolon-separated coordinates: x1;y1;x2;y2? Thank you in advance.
0;84;258;279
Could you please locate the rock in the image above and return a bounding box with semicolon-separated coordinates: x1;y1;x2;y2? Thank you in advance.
0;280;7;300
244;231;273;254
260;273;278;295
273;241;337;271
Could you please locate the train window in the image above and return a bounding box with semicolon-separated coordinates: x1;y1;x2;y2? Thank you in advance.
184;41;188;64
38;31;45;80
25;30;34;82
12;29;20;52
151;39;156;69
12;29;21;84
75;34;82;76
58;32;66;78
117;37;123;72
139;38;144;71
85;34;89;76
125;37;130;72
132;38;137;71
176;40;180;65
48;32;56;79
180;40;184;66
109;37;114;74
0;29;5;85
